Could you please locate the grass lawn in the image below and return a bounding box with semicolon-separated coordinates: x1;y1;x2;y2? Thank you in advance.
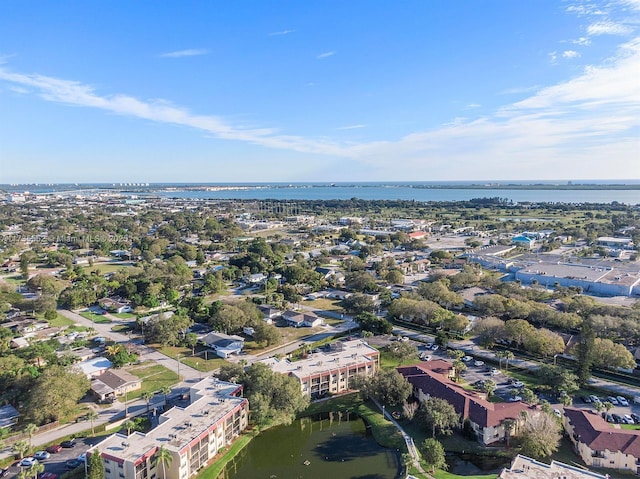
301;298;343;312
37;312;75;327
379;349;420;369
124;362;180;400
1;274;25;286
80;311;112;323
113;312;136;319
82;263;137;274
433;471;497;479
197;433;256;479
157;345;227;372
111;324;133;333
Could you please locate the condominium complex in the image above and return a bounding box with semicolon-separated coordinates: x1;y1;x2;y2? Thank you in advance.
261;339;380;398
88;378;248;479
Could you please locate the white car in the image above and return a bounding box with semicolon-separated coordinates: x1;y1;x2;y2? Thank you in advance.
617;396;629;406
419;354;432;361
34;451;50;461
490;368;500;375
511;381;524;388
474;360;485;367
509;396;523;402
462;356;473;362
553;409;562;417
19;458;38;467
607;396;619;405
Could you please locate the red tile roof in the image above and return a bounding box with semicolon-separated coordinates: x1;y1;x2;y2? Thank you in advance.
398;361;529;429
565;407;640;457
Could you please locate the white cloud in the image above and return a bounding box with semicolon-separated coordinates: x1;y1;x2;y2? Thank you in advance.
269;29;295;36
571;37;592;46
337;124;366;130
466;103;481;109
317;51;336;59
159;49;208;58
587;21;632;35
562;50;581;58
549;51;558;63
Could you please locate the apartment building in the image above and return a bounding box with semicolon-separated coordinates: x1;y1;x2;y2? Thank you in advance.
88;378;248;479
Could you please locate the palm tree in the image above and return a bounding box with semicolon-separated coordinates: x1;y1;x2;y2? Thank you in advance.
160;386;171;406
142;391;154;413
124;420;136;436
28;462;44;479
106;344;123;356
13;440;29;459
503;351;514;371
502;418;516;448
24;423;38;451
155;446;173;479
87;410;99;436
17;469;30;479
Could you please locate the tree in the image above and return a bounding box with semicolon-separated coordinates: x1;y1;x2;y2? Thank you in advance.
592;338;636;370
184;333;198;355
355;312;393;334
481;379;496;398
576;321;595;385
26;365;90;424
142;391;154;412
473;317;505;348
363;369;412;406
387;341;418;366
155;446;173;479
417;397;460;437
252;322;282;347
342;293;376;315
24;423;38;450
502;418;516;448
160;386;172;406
87;410;99;436
402;401;419;421
124;420;136;436
88;449;105;479
520;411;561;459
28;462;44;479
13;440;29;459
421;438;447;473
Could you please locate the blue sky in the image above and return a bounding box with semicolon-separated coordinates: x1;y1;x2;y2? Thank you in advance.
1;0;639;183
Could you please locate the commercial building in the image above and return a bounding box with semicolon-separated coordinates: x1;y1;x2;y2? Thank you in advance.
88;378;249;479
262;339;379;398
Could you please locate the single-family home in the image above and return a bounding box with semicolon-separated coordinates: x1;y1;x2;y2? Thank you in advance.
282;310;323;328
91;369;142;402
77;356;114;378
99;297;133;314
200;332;244;358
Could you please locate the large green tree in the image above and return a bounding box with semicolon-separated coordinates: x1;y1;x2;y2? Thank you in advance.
520;411;561;459
88;450;105;479
421;438;447;473
25;365;90;424
416;397;460;437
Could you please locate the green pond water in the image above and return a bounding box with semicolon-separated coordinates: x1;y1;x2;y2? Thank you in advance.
220;411;400;479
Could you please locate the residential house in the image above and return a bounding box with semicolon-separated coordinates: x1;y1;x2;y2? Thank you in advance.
99;297;133;314
91;369;142;402
398;360;529;445
498;454;608;479
281;310;323;328
77;356;114;378
0;404;20;429
200;332;244;358
564;407;640;473
88;378;248;479
262;339;379;398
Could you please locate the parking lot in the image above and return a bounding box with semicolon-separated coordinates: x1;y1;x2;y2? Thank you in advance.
4;437;99;479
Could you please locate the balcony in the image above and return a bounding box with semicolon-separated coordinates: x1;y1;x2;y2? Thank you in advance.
591;451;606;459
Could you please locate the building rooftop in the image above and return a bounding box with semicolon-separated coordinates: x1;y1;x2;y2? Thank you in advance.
96;378;246;462
499;454;608;479
264;339;379;379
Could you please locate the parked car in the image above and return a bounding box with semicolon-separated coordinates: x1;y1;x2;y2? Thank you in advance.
1;468;10;477
61;440;77;448
34;451;50;461
607;396;619;406
474;360;485;367
509;396;523;402
77;454;86;463
612;413;623;423
580;396;592;403
20;458;38;467
46;445;63;454
65;460;82;470
490;368;500;375
419;353;432;361
430;344;439;351
623;414;635;424
553;409;562;417
631;413;640;424
511;381;524;388
617;396;630;406
605;413;615;423
589;395;601;403
462;356;473;362
39;472;57;479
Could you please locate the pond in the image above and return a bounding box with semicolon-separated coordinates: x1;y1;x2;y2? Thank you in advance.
446;452;510;475
219;411;400;479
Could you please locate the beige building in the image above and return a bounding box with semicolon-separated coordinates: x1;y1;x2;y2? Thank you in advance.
262;339;379;398
88;378;249;479
499;454;608;479
564;407;640;473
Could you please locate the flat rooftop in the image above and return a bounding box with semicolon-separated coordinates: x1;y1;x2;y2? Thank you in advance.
96;378;245;462
499;454;607;479
265;339;378;379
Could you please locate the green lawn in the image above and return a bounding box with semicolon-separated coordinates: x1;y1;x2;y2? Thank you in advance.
80;311;112;323
82;263;137;274
301;298;343;311
113;312;136;319
124;362;180;400
379;349;420;369
157;345;227;372
39;312;75;327
111;324;133;333
197;433;256;479
434;472;497;479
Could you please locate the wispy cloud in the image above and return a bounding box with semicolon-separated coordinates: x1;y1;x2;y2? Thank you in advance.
562;50;581;58
337;124;366;130
316;51;335;59
159;49;209;58
571;37;592;46
466;103;481;109
269;29;295;36
587;21;632;35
